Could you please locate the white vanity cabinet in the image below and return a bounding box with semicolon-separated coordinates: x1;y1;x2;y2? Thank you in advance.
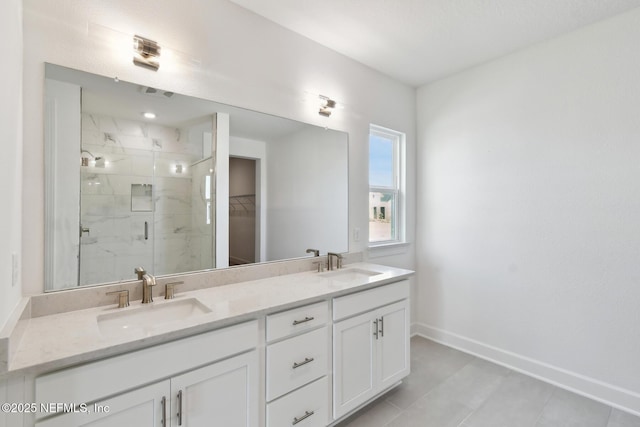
332;280;410;419
265;301;331;427
34;321;259;427
170;350;258;427
19;265;414;427
34;381;169;427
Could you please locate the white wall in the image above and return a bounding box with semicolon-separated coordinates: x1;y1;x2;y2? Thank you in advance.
21;0;416;295
0;0;23;328
416;8;640;413
44;79;81;290
266;127;348;260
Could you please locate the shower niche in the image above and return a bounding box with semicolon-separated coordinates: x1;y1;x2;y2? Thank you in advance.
130;184;153;212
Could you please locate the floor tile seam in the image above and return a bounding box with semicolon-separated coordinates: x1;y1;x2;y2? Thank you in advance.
603;405;616;427
456;366;514;421
381;379;445;424
394;377;478;427
456;408;476;427
395;356;475;409
381;407;404;427
384;398;404;412
428;355;478;393
531;384;560;427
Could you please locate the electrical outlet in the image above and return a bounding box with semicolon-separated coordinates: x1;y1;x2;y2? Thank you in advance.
12;252;19;287
353;227;360;242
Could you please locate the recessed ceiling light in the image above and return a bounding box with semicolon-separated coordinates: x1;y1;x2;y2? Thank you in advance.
143;112;156;119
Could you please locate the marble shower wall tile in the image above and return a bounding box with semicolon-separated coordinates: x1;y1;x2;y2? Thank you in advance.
79;113;208;284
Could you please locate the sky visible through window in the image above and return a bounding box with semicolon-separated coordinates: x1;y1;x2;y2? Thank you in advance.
369;134;394;188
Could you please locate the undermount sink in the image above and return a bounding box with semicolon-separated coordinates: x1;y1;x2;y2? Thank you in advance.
97;298;212;338
320;268;382;282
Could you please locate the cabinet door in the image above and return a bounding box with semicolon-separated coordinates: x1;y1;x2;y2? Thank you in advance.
171;350;258;427
333;311;376;419
377;299;410;391
35;380;169;427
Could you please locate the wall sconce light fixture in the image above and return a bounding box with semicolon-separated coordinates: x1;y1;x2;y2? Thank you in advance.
133;35;161;71
319;95;337;117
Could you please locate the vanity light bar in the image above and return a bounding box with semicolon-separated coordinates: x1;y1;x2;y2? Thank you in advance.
319;95;337;117
133;35;161;71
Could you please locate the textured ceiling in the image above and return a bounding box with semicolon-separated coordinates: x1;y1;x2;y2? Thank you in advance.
229;0;640;87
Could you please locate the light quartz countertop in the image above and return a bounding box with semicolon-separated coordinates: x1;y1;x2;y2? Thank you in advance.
8;263;413;375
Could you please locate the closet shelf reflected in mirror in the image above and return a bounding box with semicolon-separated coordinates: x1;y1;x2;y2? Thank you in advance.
229;195;255;215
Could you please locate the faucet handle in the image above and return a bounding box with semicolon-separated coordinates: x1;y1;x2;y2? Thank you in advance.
165;281;183;299
134;267;146;280
327;252;344;270
106;290;130;308
312;261;325;273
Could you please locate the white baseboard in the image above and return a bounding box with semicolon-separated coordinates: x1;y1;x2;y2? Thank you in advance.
411;322;640;416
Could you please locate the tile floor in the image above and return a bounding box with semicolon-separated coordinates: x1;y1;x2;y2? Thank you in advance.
336;336;640;427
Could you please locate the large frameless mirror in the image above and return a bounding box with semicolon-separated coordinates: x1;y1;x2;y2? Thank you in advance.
44;63;349;291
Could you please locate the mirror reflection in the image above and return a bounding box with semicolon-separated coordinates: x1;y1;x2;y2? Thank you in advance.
44;64;349;291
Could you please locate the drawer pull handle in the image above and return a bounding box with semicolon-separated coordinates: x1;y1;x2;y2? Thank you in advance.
379;316;384;337
292;410;315;425
292;316;315;325
161;396;167;427
373;318;379;339
177;389;183;426
292;357;315;369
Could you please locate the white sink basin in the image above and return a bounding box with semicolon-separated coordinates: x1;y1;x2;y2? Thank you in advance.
97;298;211;338
320;268;381;282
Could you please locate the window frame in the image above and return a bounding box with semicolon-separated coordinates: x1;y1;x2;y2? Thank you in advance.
368;124;406;247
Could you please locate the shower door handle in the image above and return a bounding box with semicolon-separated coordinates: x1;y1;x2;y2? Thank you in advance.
144;221;148;240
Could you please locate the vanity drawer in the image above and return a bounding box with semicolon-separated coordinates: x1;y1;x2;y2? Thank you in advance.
266;327;329;401
267;377;329;427
333;280;410;321
267;301;328;342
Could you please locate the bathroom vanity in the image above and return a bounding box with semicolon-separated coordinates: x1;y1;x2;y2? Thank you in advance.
1;262;413;427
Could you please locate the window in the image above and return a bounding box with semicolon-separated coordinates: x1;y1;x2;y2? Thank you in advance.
369;125;405;245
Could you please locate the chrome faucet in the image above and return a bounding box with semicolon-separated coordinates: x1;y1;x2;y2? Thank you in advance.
306;248;320;257
327;252;343;271
135;267;156;304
